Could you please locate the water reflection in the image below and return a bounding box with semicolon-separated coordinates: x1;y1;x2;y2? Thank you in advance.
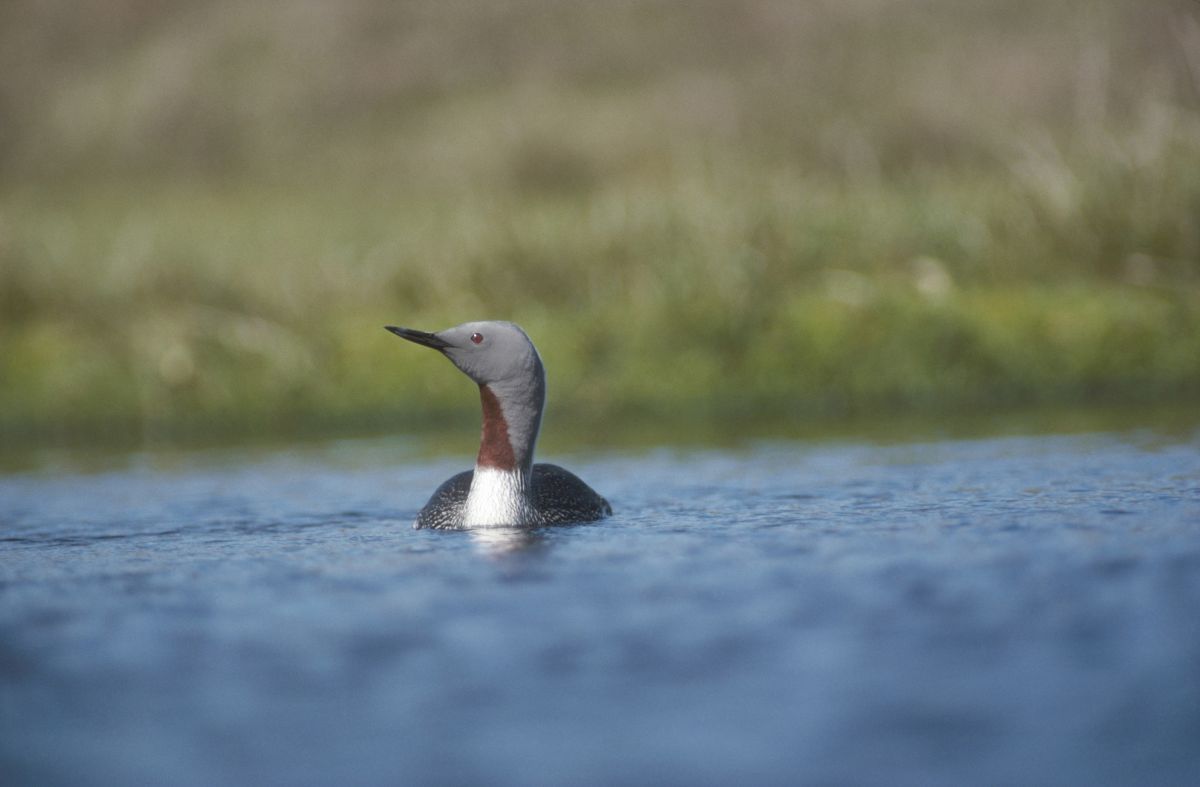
469;526;547;557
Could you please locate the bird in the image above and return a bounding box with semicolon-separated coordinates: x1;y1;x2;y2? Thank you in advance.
385;321;612;529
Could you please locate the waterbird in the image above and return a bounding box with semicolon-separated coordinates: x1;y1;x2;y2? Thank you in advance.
385;321;612;529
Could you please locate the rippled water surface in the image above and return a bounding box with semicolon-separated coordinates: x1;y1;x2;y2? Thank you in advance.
3;428;1199;786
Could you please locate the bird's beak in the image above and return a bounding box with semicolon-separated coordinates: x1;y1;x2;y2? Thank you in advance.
385;325;451;351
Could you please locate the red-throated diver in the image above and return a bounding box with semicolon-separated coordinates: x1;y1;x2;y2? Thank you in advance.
385;321;612;530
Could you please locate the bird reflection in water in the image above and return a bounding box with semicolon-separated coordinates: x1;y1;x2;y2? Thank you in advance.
469;527;547;557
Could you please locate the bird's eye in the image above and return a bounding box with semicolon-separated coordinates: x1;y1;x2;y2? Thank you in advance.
470;332;484;345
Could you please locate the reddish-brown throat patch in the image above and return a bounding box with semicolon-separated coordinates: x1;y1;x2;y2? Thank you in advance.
477;385;516;470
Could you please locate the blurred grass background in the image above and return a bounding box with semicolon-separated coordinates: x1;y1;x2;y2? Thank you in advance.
1;0;1199;448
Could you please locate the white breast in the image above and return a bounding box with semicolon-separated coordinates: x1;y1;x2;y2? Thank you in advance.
461;467;537;527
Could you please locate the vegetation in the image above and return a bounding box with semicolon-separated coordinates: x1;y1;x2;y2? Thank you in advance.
2;0;1199;447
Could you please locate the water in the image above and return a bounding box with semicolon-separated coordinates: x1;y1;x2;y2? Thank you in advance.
2;428;1199;786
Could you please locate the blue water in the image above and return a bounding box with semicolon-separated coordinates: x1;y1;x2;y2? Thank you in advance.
2;429;1199;786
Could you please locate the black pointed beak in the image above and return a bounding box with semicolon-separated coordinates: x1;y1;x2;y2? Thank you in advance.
385;325;451;351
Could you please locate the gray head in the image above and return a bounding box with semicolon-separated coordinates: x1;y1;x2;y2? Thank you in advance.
385;321;544;389
387;320;547;471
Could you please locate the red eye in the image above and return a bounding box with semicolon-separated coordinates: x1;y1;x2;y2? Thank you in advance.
470;332;484;344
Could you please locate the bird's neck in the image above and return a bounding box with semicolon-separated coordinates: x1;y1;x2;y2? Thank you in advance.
475;374;544;476
464;376;545;527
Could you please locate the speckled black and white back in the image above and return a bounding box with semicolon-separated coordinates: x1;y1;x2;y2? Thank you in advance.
415;463;612;530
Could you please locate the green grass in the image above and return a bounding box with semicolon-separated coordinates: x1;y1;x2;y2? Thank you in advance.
1;0;1199;447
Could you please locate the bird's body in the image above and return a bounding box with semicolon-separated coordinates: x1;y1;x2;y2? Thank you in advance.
414;464;612;530
386;320;612;529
